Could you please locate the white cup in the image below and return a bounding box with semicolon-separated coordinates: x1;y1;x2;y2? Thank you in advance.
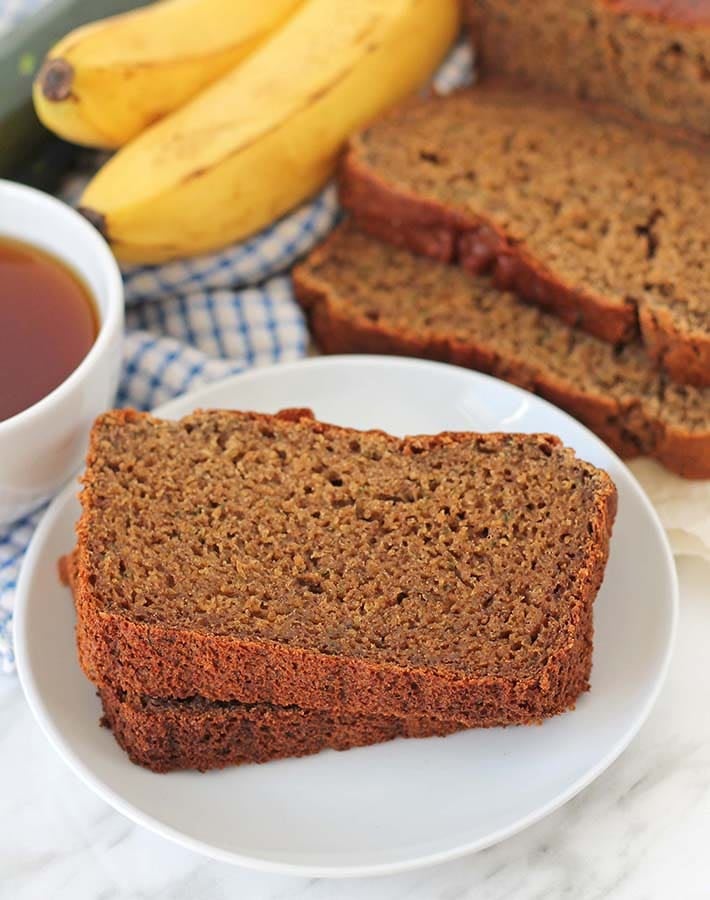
0;180;123;525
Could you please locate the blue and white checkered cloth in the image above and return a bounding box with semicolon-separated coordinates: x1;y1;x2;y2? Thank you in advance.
0;8;473;672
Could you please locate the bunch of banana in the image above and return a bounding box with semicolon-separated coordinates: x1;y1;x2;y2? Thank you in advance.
33;0;302;147
37;0;460;262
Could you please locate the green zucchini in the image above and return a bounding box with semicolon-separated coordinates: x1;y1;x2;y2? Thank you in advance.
0;0;149;177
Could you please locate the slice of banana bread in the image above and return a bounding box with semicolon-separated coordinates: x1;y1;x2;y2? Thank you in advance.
293;223;710;479
340;83;710;386
466;0;710;138
98;685;462;773
69;407;616;724
61;551;463;772
61;558;470;774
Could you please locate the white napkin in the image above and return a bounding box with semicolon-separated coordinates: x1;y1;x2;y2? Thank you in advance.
631;460;710;561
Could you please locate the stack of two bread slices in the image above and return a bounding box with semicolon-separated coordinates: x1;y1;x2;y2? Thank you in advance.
293;9;710;479
62;406;616;772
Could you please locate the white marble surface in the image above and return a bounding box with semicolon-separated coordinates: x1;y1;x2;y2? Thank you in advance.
1;555;708;900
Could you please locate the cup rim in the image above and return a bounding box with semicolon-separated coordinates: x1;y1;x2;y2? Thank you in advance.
0;179;123;434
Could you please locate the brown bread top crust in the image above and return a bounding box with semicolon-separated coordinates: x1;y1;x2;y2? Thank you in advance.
70;408;616;722
98;685;463;773
340;84;710;386
466;1;710;135
607;0;710;26
293;223;710;479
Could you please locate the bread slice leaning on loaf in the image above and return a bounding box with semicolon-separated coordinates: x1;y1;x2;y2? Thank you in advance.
340;83;710;387
66;408;616;726
293;223;710;479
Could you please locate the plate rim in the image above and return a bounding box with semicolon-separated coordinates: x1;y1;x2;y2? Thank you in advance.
14;355;679;878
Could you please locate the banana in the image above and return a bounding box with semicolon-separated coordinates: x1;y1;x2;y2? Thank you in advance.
33;0;303;148
79;0;460;263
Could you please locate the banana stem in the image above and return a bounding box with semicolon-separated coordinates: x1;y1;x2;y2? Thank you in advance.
39;58;75;101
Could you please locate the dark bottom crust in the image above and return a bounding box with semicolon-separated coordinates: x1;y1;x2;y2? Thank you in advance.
98;685;466;773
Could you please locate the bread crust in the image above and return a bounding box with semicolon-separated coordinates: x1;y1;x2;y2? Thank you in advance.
463;0;710;28
599;1;710;30
640;305;710;392
293;236;710;479
64;410;617;726
98;685;464;773
339;92;710;387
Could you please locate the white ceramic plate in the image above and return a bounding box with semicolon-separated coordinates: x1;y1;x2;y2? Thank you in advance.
15;356;677;878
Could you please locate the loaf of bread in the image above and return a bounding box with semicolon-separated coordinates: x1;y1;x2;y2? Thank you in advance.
466;0;710;138
340;83;710;386
98;685;461;773
67;408;616;726
293;223;710;479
